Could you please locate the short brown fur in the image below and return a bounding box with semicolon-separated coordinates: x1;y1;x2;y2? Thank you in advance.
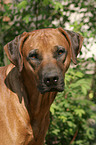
0;28;83;145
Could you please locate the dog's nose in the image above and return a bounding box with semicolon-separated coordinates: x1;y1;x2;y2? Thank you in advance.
44;75;59;87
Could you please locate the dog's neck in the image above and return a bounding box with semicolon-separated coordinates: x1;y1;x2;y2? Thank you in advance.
6;65;57;141
21;67;56;112
21;68;57;116
21;67;57;140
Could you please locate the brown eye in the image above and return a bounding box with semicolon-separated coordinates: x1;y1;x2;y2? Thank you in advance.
57;48;65;56
58;49;65;55
29;53;38;59
28;49;39;60
54;46;66;59
28;49;42;61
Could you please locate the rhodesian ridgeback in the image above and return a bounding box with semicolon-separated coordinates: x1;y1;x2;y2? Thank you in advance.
0;27;83;145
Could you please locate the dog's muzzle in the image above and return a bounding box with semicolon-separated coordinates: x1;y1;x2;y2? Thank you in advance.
37;68;64;94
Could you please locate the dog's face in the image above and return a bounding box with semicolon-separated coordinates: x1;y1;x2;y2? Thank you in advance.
22;29;70;93
4;28;83;94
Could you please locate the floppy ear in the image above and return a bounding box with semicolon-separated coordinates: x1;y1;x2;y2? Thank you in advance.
58;27;84;64
4;32;29;72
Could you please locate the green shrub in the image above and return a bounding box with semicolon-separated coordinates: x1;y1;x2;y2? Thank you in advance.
45;60;96;145
0;1;96;144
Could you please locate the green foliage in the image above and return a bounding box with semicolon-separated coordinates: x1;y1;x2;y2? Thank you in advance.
0;0;96;144
45;61;96;145
0;0;95;65
17;0;28;10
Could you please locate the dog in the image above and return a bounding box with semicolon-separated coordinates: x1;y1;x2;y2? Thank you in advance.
0;27;83;145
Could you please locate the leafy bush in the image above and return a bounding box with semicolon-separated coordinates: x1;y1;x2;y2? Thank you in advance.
0;0;96;144
45;60;96;145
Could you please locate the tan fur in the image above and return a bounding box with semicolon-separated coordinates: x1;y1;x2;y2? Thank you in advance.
0;28;83;145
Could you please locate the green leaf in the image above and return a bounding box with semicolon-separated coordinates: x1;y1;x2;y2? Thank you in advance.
54;1;63;10
81;86;87;95
58;116;67;123
67;121;74;127
17;0;28;10
50;106;55;115
74;109;85;117
75;71;84;78
86;128;95;140
52;129;59;135
23;14;30;24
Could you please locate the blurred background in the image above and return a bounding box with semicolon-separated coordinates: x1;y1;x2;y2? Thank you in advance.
0;0;96;144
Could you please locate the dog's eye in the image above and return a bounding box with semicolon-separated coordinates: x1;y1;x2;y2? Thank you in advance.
58;49;65;56
54;46;66;59
57;46;66;56
29;53;38;59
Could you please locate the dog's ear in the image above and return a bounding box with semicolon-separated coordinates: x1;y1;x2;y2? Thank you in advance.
4;32;29;72
58;27;84;64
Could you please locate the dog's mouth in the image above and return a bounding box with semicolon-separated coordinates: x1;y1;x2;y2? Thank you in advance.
38;87;64;94
37;67;65;94
37;83;64;94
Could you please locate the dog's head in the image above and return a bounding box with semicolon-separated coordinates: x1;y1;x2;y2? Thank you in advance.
4;28;83;94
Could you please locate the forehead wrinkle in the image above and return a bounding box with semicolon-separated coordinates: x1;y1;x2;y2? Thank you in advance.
34;30;51;52
39;30;49;46
27;29;69;54
30;29;58;47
